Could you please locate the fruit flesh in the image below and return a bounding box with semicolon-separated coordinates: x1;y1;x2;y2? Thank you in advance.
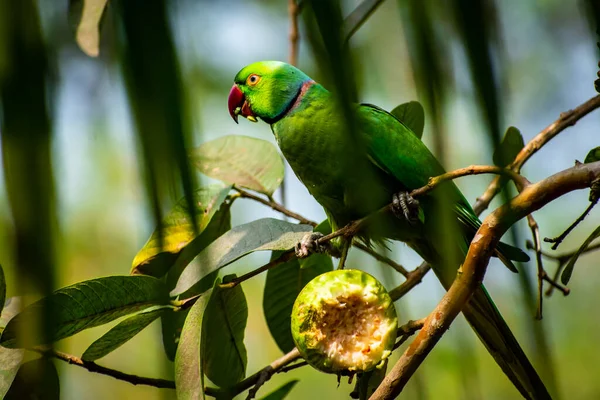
291;269;397;373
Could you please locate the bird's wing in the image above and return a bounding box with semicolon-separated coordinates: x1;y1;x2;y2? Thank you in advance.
357;103;528;268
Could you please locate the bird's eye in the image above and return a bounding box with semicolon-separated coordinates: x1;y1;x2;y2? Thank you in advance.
247;74;261;86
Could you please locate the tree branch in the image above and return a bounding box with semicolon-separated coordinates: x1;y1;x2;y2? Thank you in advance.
473;95;600;215
370;160;600;399
526;214;546;319
317;165;527;245
31;347;175;389
543;241;600;296
543;195;599;249
205;348;302;399
235;166;518;292
288;0;300;66
235;186;413;278
388;262;431;301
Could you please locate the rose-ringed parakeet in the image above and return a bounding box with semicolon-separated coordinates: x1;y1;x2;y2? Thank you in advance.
228;61;549;399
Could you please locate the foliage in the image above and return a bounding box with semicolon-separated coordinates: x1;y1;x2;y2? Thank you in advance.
1;0;600;399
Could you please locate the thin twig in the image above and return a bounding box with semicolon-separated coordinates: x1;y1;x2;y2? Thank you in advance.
393;334;412;351
205;348;301;399
388;262;431;301
473;95;600;215
393;318;426;351
525;241;571;297
31;347;175;389
235;186;317;227
370;160;600;399
279;361;308;373
280;0;301;215
542;273;570;296
544;199;598;250
411;165;529;198
397;318;426;336
219;251;295;289
539;241;600;262
527;214;545;319
288;0;300;66
542;242;600;296
337;238;352;269
354;242;410;277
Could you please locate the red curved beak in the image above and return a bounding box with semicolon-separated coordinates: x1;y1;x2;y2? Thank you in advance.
228;84;244;123
228;84;256;123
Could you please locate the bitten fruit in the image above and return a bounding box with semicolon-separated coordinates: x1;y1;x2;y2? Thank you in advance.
291;269;397;374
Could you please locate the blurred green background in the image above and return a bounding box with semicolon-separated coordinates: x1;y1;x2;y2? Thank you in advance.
1;0;599;399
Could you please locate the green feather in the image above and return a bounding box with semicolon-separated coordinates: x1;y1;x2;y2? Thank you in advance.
231;61;548;399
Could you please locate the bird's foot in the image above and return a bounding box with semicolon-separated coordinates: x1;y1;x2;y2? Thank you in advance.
295;232;339;259
392;191;420;225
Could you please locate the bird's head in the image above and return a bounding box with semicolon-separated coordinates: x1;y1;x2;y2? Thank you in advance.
228;61;311;124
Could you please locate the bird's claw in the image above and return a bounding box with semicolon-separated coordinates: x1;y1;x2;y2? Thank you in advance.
392;191;420;225
295;232;331;259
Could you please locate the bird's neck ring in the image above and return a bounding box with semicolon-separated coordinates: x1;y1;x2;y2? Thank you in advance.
265;79;315;125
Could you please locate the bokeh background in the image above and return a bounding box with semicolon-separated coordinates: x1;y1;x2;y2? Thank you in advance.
1;0;600;399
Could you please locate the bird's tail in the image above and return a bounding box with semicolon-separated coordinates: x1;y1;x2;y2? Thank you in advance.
409;238;551;399
462;285;551;399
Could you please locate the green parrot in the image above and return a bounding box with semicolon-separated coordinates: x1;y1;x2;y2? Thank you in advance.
228;61;549;399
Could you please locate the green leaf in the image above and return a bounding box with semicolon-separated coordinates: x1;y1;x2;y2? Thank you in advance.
390;101;425;139
172;218;313;296
68;0;108;57
584;146;600;163
175;291;211;400
191;135;284;196
4;358;59;400
0;276;170;348
263;252;332;353
0;264;5;314
314;219;332;235
132;185;231;277
561;225;600;284
0;298;24;398
259;380;299;400
161;307;190;362
493;126;524;167
116;0;200;291
202;275;248;388
166;200;232;291
352;360;387;400
161;204;232;361
82;308;166;361
342;0;387;42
